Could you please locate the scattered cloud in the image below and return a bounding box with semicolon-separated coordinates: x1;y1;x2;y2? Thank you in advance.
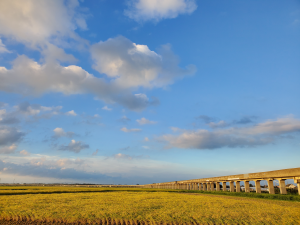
92;149;99;156
0;39;11;53
59;140;89;153
120;127;142;133
20;150;30;156
0;0;87;60
0;127;25;146
142;146;150;149
0;144;17;154
120;146;130;151
119;116;131;123
136;117;157;125
159;116;300;150
102;106;112;111
53;128;76;138
90;36;196;89
0;102;7;108
125;0;197;22
208;120;228;128
197;115;257;128
144;137;149;141
113;153;133;160
65;110;77;116
197;115;215;124
0;55;156;111
0;102;64;124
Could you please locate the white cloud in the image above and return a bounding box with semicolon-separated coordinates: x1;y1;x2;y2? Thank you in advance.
144;137;149;141
90;36;196;89
0;39;11;53
53;128;75;138
0;0;86;50
120;127;142;133
59;140;89;153
20;150;30;156
0;144;17;154
136;117;157;125
125;0;197;22
142;146;150;149
65;110;77;116
102;106;112;111
159;116;300;150
0;55;156;111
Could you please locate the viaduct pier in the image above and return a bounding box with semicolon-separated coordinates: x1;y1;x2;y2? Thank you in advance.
143;167;300;195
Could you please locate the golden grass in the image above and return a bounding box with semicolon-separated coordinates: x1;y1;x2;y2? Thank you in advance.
0;188;300;224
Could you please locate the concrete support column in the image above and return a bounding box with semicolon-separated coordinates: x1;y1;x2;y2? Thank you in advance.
296;179;300;195
216;182;220;191
207;182;211;191
236;181;241;192
222;182;227;191
203;183;207;191
195;183;198;190
199;183;202;191
279;179;287;194
244;181;250;193
229;181;235;192
255;180;261;194
267;180;275;194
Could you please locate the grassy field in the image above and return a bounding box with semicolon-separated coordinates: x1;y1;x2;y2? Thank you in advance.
0;186;300;224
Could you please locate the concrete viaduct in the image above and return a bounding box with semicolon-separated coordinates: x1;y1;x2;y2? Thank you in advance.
143;167;300;195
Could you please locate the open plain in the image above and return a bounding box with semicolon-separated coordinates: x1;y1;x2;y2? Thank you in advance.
0;186;300;225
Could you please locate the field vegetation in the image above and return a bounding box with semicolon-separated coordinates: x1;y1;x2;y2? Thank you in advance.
0;186;300;224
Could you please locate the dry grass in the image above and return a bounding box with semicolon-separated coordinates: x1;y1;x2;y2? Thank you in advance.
0;188;300;224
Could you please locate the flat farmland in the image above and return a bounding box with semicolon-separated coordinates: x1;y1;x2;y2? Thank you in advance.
0;187;300;225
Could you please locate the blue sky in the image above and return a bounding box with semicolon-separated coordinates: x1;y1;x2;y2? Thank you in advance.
0;0;299;185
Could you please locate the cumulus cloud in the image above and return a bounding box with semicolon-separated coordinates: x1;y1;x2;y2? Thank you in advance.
120;127;142;133
102;106;112;111
136;117;157;125
125;0;197;22
53;128;75;138
159;116;300;150
0;144;17;154
90;36;196;89
65;110;77;116
0;55;158;111
0;0;87;52
59;140;89;153
0;127;24;146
